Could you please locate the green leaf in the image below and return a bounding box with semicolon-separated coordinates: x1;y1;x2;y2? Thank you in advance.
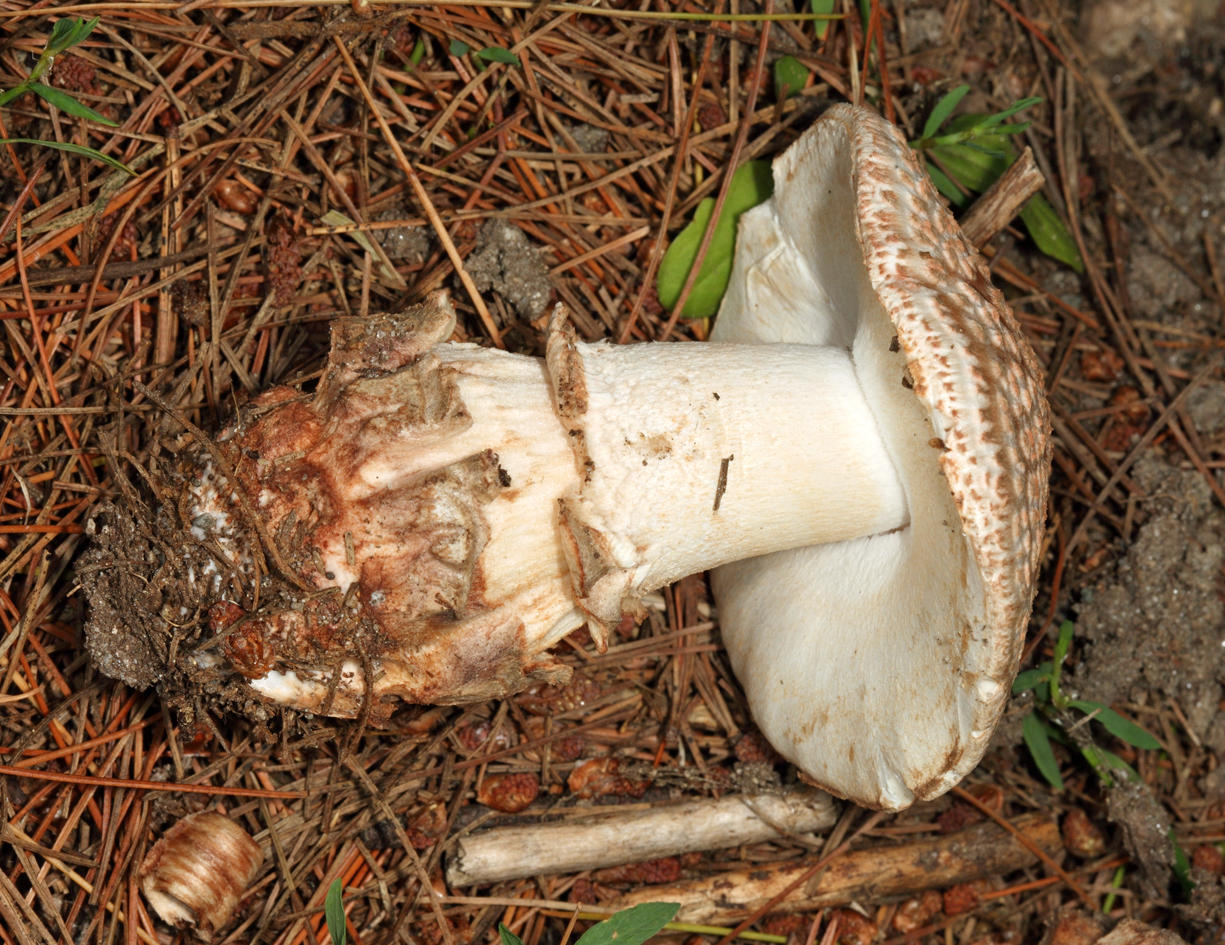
0;85;29;108
921;84;970;140
28;81;116;125
0;137;134;174
1069;701;1161;750
498;924;524;945
979;95;1042;126
410;38;426;67
46;17;99;57
1019;195;1084;272
810;0;836;39
1022;712;1063;790
929;141;1008;193
932;143;1083;270
449;39;470;56
1170;829;1195;898
773;55;808;100
476;46;520;66
29;18;100;84
324;879;347;945
1012;662;1052;694
657;160;773;318
926;118;1083;271
574;903;680;945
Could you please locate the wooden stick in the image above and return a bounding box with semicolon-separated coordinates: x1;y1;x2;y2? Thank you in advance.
446;788;837;886
602;813;1061;924
960;146;1045;249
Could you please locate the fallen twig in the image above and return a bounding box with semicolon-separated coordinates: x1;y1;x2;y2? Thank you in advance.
960;146;1044;249
603;813;1061;924
446;788;837;886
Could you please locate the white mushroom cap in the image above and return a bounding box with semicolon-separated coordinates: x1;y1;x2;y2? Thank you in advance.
709;104;1050;810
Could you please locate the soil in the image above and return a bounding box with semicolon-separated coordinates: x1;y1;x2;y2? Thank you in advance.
465;218;554;321
1073;455;1225;756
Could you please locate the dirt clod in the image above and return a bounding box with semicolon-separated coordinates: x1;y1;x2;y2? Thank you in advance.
465;219;553;321
1106;779;1175;899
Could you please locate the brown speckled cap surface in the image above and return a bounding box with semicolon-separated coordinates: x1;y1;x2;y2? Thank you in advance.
852;104;1051;664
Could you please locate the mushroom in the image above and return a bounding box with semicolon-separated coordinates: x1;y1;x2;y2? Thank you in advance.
140;810;264;935
85;104;1048;809
707;104;1050;809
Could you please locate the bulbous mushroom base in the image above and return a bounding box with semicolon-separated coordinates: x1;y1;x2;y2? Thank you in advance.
83;294;585;720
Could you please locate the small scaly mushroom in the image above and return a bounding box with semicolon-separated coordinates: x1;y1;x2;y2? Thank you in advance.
140;810;263;935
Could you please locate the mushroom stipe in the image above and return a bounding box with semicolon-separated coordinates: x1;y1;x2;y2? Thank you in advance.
83;104;1050;810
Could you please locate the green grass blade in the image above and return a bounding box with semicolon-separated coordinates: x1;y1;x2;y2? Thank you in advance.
924;161;970;207
1049;620;1074;708
1094;746;1139;781
1078;743;1117;786
987;121;1033;136
29;82;117;125
1170;829;1195;897
0;85;28;108
498;924;524;945
324;879;347;945
980;95;1042;125
1022;712;1063;790
0;138;134;174
1069;701;1161;749
921;84;970;141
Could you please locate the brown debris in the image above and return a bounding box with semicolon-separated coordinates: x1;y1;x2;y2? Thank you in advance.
476;772;540;813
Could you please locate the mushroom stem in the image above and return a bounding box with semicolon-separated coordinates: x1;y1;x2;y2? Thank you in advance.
549;317;909;633
169;293;909;713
